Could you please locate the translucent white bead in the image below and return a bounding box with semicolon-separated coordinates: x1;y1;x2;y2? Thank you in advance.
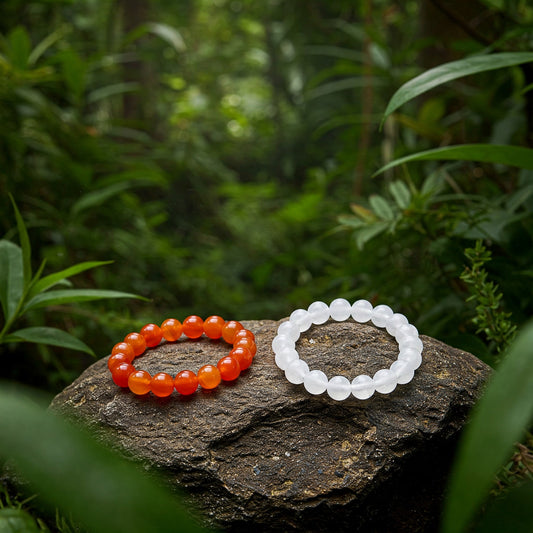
327;375;351;401
277;320;300;342
285;359;309;384
308;301;330;325
373;368;397;394
329;298;352;321
351;299;373;323
371;304;393;328
390;359;415;385
289;309;313;332
304;369;328;395
395;323;419;343
385;313;408;336
275;346;299;370
399;336;423;352
272;334;294;354
351;374;375;400
398;347;422;370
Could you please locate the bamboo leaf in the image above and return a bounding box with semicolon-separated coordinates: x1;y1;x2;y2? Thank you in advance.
4;326;94;355
383;52;533;123
0;240;24;323
9;194;32;286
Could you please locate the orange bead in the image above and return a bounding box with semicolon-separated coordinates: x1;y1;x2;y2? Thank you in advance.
174;370;198;395
161;318;182;341
217;356;241;381
197;364;221;390
140;323;163;348
229;346;253;370
128;370;152;395
111;362;134;387
108;352;130;371
111;342;135;362
221;320;243;343
182;315;204;339
150;372;174;397
233;337;257;357
234;329;255;342
203;315;226;339
124;332;147;356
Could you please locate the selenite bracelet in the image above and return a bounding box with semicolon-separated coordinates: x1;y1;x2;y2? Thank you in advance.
272;299;423;401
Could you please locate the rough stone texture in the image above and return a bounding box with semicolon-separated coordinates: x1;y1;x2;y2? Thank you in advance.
50;319;491;532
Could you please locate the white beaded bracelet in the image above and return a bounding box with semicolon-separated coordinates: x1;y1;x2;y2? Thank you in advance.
272;299;423;401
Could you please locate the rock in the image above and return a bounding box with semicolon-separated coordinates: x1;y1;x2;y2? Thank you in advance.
50;319;491;532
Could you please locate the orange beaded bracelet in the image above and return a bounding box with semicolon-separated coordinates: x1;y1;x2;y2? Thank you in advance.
107;315;257;398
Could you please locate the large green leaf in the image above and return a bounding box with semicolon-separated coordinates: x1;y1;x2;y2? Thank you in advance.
4;326;94;355
374;144;533;176
442;321;533;533
0;508;41;533
9;194;32;286
22;289;142;313
0;240;24;323
383;52;533;122
0;386;208;533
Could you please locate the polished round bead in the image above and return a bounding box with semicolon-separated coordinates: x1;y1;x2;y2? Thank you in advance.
351;374;375;400
275;346;299;370
111;342;135;362
150;372;174;397
277;320;300;342
327;375;351;401
371;304;393;328
124;332;147;356
373;369;397;394
390;359;415;385
111;362;134;387
233;337;257;357
203;315;226;339
140;323;163;348
329;298;352;321
398;347;422;370
108;352;130;371
285;359;309;384
303;370;328;395
174;370;198;395
395;323;419;342
128;370;152;395
182;315;204;339
229;346;253;370
308;301;330;325
161;318;182;341
385;313;408;336
197;364;221;389
289;309;312;332
221;320;244;343
272;334;294;354
351;299;373;323
234;329;255;342
217;356;241;381
399;336;424;352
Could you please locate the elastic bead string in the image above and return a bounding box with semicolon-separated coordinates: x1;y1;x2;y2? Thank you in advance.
272;299;423;401
107;316;256;397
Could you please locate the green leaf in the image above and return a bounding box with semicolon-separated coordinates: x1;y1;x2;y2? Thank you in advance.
0;508;41;533
369;194;395;220
28;261;113;298
87;82;140;104
442;321;533;533
307;77;384;100
4;326;94;355
28;26;68;66
70;182;135;216
23;289;143;313
383;52;533;123
6;26;31;70
146;22;186;52
375;144;533;176
9;194;31;286
0;385;208;533
0;240;24;323
354;221;390;249
389;181;411;209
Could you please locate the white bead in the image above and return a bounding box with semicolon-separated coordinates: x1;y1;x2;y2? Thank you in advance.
373;368;397;394
395;323;419;343
371;304;393;328
399;336;423;352
304;370;328;395
277;320;300;342
329;298;352;321
398;348;422;370
385;313;408;336
351;374;375;399
308;301;330;325
390;359;415;385
285;359;309;384
351;299;373;323
275;346;299;370
272;334;294;354
327;375;351;401
289;309;312;332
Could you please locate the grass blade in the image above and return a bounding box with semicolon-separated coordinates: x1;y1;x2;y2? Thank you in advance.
9;194;31;286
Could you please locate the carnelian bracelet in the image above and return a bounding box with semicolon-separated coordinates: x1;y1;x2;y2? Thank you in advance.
107;315;256;397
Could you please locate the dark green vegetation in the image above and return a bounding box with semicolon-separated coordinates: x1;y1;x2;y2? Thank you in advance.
1;1;532;532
